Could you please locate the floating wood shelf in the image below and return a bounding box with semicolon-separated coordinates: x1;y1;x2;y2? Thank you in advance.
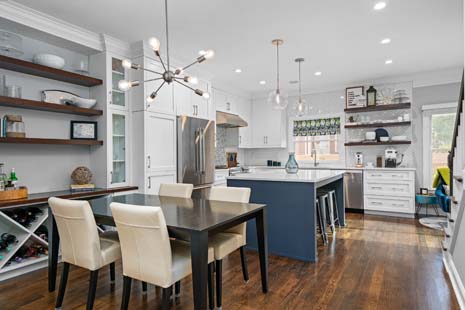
0;96;103;116
344;103;411;113
344;141;411;146
0;55;102;87
344;121;411;129
0;137;103;146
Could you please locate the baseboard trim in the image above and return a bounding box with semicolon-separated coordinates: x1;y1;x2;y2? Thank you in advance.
443;251;465;309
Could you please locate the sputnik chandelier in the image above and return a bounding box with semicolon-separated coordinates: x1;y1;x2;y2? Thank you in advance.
117;0;214;102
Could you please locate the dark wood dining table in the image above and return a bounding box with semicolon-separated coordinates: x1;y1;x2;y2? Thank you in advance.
48;193;268;310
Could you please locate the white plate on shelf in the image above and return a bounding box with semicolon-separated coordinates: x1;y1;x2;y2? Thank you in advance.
33;54;65;69
391;135;408;141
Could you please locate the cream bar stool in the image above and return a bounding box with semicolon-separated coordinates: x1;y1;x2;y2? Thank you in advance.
48;197;121;310
110;202;215;310
158;183;194;198
208;186;251;310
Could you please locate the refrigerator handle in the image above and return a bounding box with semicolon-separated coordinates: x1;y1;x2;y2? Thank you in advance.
201;128;206;175
194;129;200;174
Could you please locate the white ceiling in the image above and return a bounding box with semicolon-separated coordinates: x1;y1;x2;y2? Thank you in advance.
14;0;464;95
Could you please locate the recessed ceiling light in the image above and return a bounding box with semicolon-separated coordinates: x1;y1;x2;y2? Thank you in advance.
373;1;386;10
340;96;345;99
235;68;242;73
259;80;266;85
314;71;322;76
380;38;391;44
385;59;393;64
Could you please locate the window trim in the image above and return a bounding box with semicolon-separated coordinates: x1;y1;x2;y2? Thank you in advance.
422;102;457;188
288;113;345;164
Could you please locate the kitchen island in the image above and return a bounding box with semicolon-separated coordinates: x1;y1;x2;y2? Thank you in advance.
227;169;345;262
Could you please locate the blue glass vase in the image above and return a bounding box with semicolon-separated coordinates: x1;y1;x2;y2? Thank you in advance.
285;152;299;174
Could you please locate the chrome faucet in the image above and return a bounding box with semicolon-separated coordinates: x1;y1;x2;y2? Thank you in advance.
311;142;319;167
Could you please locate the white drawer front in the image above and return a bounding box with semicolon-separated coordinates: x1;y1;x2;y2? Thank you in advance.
364;181;414;197
364;195;414;213
365;170;414;181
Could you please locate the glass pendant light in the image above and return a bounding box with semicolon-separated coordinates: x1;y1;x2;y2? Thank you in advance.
267;39;288;110
291;58;310;117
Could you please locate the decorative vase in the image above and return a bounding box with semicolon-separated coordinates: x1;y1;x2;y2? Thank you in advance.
285;152;299;174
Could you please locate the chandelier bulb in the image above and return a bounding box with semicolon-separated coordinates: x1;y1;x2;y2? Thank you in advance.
184;76;199;85
148;37;161;51
175;67;184;75
118;80;139;91
122;59;132;69
146;92;157;103
202;92;210;100
204;49;215;60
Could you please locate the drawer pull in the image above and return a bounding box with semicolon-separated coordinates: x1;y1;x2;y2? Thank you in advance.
392;203;404;207
371;186;382;190
371;174;382;177
372;202;383;205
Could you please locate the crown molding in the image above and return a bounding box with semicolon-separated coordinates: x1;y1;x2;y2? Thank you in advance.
0;1;131;55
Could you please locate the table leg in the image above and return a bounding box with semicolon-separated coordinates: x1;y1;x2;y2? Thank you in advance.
48;208;60;292
335;178;346;227
190;230;209;310
255;209;269;293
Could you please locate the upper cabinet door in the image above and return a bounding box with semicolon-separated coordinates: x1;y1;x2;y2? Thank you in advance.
109;110;129;187
174;80;194;116
145;59;175;115
110;57;129;111
193;80;211;119
214;89;230;113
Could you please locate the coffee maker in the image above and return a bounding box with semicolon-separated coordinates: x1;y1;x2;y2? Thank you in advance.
355;152;363;168
384;147;404;168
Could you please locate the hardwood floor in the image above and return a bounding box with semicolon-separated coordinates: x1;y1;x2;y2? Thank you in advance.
0;213;459;309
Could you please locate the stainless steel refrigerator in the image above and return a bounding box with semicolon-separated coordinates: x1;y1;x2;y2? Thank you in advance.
177;116;215;195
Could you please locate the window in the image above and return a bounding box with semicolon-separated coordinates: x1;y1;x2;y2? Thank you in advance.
422;103;457;187
292;117;342;162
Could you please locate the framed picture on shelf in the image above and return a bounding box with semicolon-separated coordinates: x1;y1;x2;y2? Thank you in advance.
70;121;97;140
345;86;365;109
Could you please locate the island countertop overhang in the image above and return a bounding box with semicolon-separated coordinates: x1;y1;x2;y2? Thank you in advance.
226;169;345;184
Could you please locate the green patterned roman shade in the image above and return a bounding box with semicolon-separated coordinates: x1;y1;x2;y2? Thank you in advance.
293;117;341;136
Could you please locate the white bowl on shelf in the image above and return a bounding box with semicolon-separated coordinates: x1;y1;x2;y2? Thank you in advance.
33;53;65;69
380;137;390;142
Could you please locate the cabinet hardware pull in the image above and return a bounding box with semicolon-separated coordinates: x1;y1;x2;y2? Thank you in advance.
372;202;383;205
239;136;242;144
147;155;151;168
226;102;230;111
148;177;151;189
371;186;382;189
110;171;113;184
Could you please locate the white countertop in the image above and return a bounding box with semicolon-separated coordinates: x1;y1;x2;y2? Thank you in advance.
245;166;416;171
227;169;344;183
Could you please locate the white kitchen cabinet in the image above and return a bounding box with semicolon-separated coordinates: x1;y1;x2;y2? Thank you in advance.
251;100;287;148
109;55;129;111
175;78;212;120
132;111;177;193
236;97;252;148
109;110;129;186
363;168;415;216
214;88;236;114
145;171;177;195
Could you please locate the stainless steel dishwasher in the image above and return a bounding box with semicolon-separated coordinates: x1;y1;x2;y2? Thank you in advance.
344;170;364;211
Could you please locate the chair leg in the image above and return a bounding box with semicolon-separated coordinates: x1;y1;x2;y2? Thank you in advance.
239;246;249;282
142;281;147;294
86;270;99;310
55;262;70;309
109;262;115;283
175;281;181;297
216;259;222;309
208;263;214;310
162;287;171;310
121;276;132;310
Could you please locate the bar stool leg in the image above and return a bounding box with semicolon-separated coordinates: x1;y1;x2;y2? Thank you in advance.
317;197;328;245
325;195;336;234
330;191;341;228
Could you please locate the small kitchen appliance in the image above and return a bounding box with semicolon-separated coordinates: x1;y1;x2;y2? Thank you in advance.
384;147;404;168
355;152;364;167
226;152;237;167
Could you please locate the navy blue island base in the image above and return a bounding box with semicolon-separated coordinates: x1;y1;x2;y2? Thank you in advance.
228;171;344;262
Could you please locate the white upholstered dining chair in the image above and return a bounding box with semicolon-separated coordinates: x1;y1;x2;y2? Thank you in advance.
208;186;251;309
158;183;194;198
48;197;121;310
110;202;216;310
